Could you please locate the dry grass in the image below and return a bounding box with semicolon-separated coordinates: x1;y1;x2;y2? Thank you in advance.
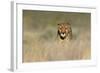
23;28;91;62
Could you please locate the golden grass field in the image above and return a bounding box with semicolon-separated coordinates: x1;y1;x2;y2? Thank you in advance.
22;10;91;62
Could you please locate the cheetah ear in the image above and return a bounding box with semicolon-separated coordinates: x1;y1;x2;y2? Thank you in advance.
58;24;60;25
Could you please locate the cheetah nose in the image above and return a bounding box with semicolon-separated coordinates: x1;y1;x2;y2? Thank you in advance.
62;32;64;34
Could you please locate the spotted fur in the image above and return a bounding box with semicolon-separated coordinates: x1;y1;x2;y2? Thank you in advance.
57;23;72;40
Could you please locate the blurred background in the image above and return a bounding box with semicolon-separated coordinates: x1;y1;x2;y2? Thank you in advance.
23;10;91;62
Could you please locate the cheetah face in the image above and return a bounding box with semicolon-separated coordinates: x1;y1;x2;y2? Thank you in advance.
57;23;72;40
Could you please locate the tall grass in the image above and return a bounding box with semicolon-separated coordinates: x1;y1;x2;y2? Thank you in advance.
23;27;91;62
